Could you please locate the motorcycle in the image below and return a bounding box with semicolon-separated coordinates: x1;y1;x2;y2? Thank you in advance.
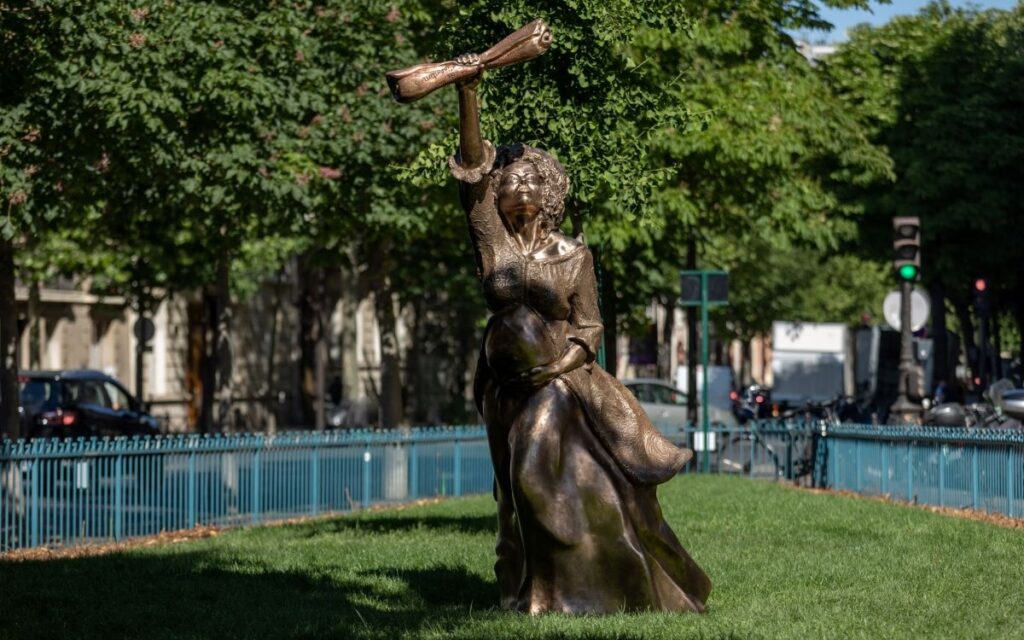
922;378;1024;429
730;384;772;425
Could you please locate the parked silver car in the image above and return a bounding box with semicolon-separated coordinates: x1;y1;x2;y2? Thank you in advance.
621;378;738;437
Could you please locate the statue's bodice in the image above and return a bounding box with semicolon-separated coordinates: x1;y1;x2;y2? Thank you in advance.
481;246;587;377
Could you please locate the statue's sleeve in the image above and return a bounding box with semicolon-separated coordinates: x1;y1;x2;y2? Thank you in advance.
450;140;503;279
567;248;604;365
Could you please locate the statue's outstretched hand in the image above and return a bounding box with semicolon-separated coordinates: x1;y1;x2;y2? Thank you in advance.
455;53;483;88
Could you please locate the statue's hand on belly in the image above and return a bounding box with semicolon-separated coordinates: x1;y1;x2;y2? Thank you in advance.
511;359;564;388
486;304;590;388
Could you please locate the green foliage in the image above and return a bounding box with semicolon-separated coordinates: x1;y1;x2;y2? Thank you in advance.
603;0;894;333
823;2;1024;325
2;1;459;298
426;1;695;223
711;231;891;339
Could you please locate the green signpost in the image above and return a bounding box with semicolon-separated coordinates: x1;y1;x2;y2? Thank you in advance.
679;270;729;472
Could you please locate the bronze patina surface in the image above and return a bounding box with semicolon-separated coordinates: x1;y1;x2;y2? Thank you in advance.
386;20;711;615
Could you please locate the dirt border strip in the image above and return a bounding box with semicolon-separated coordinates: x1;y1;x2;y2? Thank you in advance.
790;484;1024;530
0;497;448;562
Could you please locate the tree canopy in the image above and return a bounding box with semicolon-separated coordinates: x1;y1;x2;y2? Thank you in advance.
823;0;1024;361
5;0;1016;433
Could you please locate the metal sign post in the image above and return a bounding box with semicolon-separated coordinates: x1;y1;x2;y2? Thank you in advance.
680;270;729;472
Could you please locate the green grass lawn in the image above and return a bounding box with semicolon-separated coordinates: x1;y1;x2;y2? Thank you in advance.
2;475;1023;640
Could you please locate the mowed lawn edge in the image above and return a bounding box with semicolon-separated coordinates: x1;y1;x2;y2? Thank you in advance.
2;474;1022;640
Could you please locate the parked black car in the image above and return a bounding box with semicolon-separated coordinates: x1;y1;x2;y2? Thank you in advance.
17;370;160;439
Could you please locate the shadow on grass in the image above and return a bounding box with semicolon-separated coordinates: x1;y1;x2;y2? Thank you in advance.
0;511;512;640
0;550;503;640
0;508;705;640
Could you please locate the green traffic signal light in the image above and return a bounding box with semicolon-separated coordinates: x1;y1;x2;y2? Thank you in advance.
898;264;918;281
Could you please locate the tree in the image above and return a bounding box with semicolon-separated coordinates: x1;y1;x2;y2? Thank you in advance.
593;0;894;387
824;1;1024;375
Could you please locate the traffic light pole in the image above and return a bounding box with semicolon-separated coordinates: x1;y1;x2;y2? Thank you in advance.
679;270;728;473
978;307;989;391
890;278;921;423
700;274;710;473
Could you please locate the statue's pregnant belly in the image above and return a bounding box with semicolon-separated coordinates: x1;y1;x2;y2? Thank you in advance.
485;304;559;379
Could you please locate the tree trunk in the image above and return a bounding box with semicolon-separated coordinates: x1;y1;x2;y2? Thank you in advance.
201;259;234;433
1014;298;1024;370
455;308;476;423
0;236;19;439
597;247;617;377
952;298;976;383
741;339;752;386
214;260;234;431
297;260;329;431
686;236;698;424
991;310;1002;380
406;298;425;423
266;273;281;434
375;269;404;429
929;280;949;387
200;286;216;434
134;306;146;402
27;279;41;369
340;246;361;404
133;284;152;403
658;298;674;382
314;270;328;432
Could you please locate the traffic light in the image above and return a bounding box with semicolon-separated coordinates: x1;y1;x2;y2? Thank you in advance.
973;277;990;312
893;216;921;281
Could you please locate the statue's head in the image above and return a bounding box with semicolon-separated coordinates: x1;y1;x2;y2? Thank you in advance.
493;144;569;235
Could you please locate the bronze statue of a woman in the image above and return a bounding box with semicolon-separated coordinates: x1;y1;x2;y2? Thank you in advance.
387;20;711;615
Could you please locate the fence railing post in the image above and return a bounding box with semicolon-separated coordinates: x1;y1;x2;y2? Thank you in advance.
855;440;862;492
881;444;889;496
310;442;320;516
907;442;913;502
454;436;462;498
1008;446;1016;519
30;456;39;549
252;446;262;524
785;432;793;481
362;449;371;509
749;429;755;478
938;445;946;507
826;437;834;488
971;445;980;510
409;440;419;500
114;453;124;541
187;448;197;528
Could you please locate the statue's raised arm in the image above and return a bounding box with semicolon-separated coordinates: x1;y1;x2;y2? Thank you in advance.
386;19;551;170
385;19;551;103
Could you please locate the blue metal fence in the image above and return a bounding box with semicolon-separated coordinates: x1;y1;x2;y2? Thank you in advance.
824;424;1024;518
4;421;1022;552
653;421;824;484
0;427;490;552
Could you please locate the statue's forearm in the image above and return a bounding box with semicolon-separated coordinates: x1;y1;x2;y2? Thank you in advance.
458;85;485;168
557;343;589;375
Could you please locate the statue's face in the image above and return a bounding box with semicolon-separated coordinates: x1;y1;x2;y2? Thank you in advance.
498;161;544;221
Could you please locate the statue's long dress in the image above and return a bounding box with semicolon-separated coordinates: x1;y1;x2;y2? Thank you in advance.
454;142;712;614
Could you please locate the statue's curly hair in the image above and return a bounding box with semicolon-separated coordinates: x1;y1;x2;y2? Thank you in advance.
492;143;570;235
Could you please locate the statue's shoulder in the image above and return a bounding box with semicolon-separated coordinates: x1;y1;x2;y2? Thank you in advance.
548;232;587;258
